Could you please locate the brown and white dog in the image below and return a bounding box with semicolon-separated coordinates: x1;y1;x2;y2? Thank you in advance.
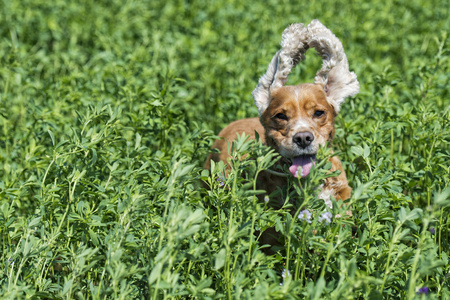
204;20;359;208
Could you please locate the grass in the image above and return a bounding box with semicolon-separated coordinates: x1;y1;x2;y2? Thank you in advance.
0;0;449;298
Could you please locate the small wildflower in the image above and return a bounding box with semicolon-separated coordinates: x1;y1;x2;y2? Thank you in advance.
298;209;312;224
417;286;429;295
318;212;332;225
280;268;291;286
294;167;303;178
216;176;225;187
429;227;435;235
264;195;270;203
281;268;291;279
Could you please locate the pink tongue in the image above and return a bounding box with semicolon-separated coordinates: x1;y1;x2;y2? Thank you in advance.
289;155;316;178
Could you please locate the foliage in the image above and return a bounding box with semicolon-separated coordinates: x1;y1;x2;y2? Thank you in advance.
0;0;449;299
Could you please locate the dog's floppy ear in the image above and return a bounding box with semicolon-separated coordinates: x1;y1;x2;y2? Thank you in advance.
252;23;308;116
252;51;280;116
307;19;359;114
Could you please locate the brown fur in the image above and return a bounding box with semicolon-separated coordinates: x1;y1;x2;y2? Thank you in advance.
204;20;358;253
204;83;351;204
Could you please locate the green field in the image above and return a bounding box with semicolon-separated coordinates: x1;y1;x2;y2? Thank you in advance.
1;0;449;298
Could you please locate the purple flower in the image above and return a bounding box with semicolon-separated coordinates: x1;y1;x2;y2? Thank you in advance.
216;176;225;187
417;286;429;295
280;269;291;286
281;268;291;279
318;212;332;225
429;227;435;235
298;209;312;224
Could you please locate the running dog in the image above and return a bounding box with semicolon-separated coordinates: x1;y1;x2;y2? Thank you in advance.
205;20;359;208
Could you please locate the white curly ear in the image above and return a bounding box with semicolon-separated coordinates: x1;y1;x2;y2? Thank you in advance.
252;51;280;116
252;23;308;116
307;19;359;114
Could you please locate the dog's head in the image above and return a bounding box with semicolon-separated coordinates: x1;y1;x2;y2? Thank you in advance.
252;20;359;178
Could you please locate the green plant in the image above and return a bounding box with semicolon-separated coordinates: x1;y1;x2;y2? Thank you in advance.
0;0;449;298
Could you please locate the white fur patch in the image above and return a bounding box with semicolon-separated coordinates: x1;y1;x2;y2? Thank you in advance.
306;20;360;113
318;185;334;208
291;120;311;132
252;20;359;117
252;24;309;116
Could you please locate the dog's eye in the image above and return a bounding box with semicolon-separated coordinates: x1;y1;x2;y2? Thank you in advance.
314;110;325;117
275;113;288;120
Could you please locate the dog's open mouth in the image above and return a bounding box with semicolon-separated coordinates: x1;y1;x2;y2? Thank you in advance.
289;155;317;178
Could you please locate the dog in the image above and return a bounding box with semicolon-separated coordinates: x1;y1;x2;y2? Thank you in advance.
204;20;359;209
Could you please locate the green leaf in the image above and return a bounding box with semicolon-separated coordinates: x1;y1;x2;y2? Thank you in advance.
90;148;97;166
215;249;226;271
89;228;99;246
351;145;364;157
149;263;163;285
150;100;163;106
48;129;55;146
363;143;371;158
62;278;74;295
135;132;142;150
28;216;41;228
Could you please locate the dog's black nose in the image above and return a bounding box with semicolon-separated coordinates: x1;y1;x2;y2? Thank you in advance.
293;132;314;148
